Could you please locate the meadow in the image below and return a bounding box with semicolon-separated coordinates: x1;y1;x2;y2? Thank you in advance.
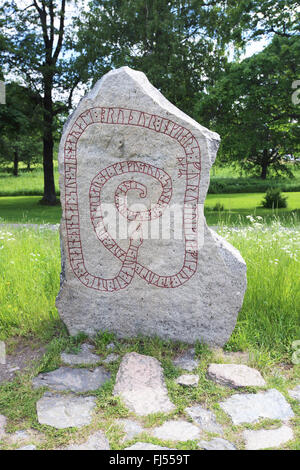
0;193;299;227
1;164;299;226
0;176;299;450
1;220;299;364
1;164;300;197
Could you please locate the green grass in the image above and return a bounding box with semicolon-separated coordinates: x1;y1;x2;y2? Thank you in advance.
0;192;299;226
0;222;299;359
0;196;61;225
0;223;299;450
0;165;59;197
205;192;300;226
222;221;300;361
0;227;60;339
206;192;300;210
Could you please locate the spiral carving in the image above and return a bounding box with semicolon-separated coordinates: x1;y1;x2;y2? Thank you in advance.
64;106;201;292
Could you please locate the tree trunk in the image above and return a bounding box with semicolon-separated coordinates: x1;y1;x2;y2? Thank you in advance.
27;161;31;171
260;150;269;180
13;150;18;176
41;74;56;205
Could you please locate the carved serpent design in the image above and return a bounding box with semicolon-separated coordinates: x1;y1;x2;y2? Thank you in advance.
64;106;201;292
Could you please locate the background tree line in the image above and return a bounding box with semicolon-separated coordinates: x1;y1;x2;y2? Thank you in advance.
0;0;299;203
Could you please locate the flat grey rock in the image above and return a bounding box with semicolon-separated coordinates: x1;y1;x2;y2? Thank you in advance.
220;389;294;425
0;414;7;439
17;445;36;450
113;352;175;416
116;419;144;441
207;363;266;388
243;425;294;450
175;374;199;387
185;405;223;434
152;420;201;442
32;366;110;392
288;385;300;402
56;66;247;348
36;393;96;429
64;431;110;450
125;442;173;450
173;349;199;372
198;438;236;450
61;343;100;365
103;353;119;364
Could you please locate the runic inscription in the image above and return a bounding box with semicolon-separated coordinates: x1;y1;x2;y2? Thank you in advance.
64;107;201;292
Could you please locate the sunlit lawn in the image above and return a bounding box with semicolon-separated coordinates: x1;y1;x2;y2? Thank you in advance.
0;196;61;225
0;192;299;226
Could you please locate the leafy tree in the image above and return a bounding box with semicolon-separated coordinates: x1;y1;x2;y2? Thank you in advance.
75;0;256;119
242;0;300;39
0;82;43;175
0;1;84;204
198;36;300;179
74;0;300;114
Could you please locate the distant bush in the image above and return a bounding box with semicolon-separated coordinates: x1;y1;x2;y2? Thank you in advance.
262;188;288;209
213;202;225;211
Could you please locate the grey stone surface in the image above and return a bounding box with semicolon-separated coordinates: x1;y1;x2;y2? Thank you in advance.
207;363;266;388
173;349;199;371
61;343;100;365
152;420;201;442
113;352;175;416
0;342;45;385
175;374;199;387
0;414;7;439
32;366;110;392
185;405;223;434
56;66;247;347
288;385;300;402
125;442;173;450
64;431;110;450
17;444;36;450
198;438;236;450
0;341;5;365
243;425;294;450
116;419;144;441
103;353;119;364
36;393;96;429
220;389;294;425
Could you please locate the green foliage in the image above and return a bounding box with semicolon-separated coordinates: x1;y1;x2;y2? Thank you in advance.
222;220;300;358
0;227;60;339
198;35;300;179
0;167;60;197
262;188;288;209
1;224;299;360
0;83;43;171
75;0;253;119
213;202;225;212
0;1;85;204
